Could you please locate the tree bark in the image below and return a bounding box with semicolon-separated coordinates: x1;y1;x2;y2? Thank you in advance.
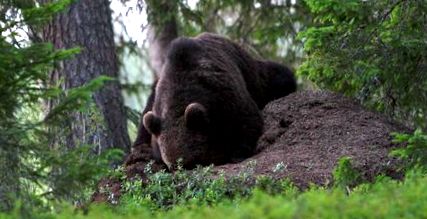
41;0;130;154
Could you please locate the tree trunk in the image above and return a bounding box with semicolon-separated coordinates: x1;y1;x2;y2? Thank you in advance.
126;0;178;166
41;0;130;154
146;0;179;77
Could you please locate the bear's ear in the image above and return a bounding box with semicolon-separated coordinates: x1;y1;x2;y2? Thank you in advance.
184;103;209;131
143;111;162;135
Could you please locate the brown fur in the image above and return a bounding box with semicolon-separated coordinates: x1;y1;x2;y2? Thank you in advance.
131;33;296;169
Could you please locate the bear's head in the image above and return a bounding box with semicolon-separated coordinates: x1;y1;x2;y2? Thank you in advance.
143;102;219;169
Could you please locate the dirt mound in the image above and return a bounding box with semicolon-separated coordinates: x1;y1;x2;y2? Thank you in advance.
212;90;408;187
124;91;408;186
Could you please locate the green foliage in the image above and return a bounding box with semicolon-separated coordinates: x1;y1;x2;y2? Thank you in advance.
391;129;427;171
21;0;74;27
43;146;123;201
298;0;427;128
0;1;122;214
3;169;427;218
332;157;362;189
118;161;295;211
144;0;311;66
44;75;114;122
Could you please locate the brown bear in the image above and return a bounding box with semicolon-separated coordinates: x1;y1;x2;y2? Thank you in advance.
132;33;296;169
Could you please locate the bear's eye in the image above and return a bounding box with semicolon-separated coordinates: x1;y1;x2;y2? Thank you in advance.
143;111;162;135
184;102;209;131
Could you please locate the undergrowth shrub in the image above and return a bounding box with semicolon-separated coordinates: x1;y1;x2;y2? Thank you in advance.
391;129;427;172
332;156;363;189
3;169;427;219
118;161;297;211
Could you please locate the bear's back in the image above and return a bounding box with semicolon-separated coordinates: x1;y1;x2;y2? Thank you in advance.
160;33;255;114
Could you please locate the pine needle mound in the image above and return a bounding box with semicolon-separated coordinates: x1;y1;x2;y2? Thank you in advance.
125;90;408;188
214;90;408;187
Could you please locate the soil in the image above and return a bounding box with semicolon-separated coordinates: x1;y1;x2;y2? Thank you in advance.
212;90;408;187
93;90;409;202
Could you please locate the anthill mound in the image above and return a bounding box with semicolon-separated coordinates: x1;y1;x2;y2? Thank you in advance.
94;90;409;202
212;90;408;187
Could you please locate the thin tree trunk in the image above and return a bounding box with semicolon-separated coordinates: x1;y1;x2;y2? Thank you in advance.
146;0;179;77
127;0;178;165
41;0;130;154
138;0;178;140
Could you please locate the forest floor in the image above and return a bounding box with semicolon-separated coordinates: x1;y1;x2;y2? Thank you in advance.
94;90;409;202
